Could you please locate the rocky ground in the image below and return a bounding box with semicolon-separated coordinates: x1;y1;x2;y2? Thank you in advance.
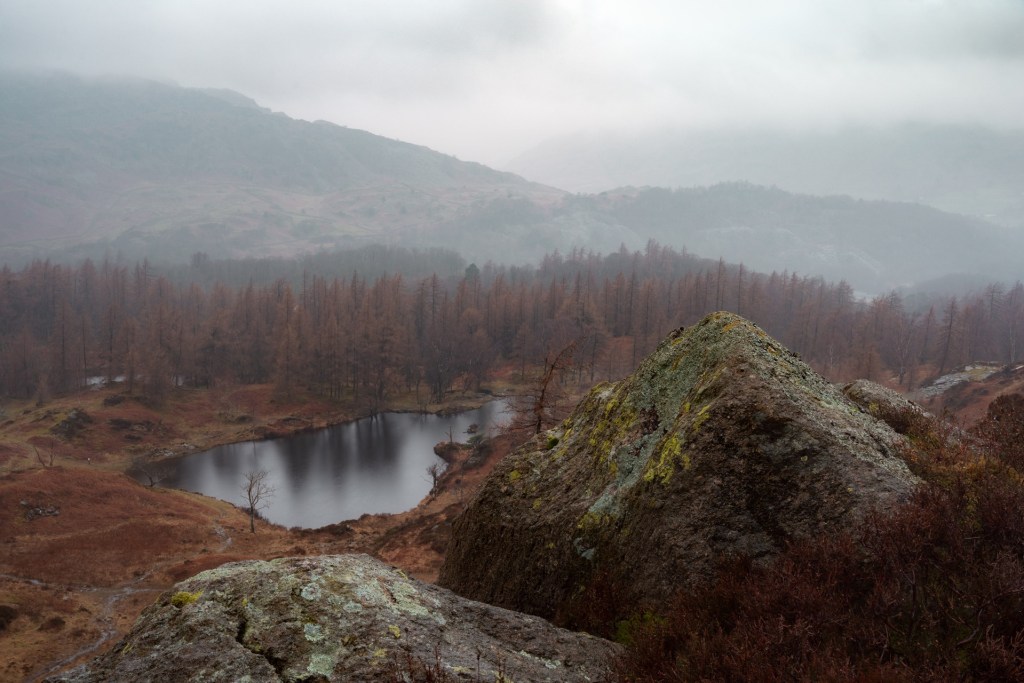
49;555;619;682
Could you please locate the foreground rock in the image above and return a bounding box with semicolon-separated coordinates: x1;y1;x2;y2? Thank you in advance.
50;554;617;683
440;312;920;618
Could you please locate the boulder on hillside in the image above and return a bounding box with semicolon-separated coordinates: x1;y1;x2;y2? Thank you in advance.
439;312;920;619
49;554;617;683
842;378;932;435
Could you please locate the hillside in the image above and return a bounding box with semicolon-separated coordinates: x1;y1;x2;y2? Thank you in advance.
506;124;1024;227
587;184;1023;292
0;72;562;264
2;73;1021;293
423;184;1021;292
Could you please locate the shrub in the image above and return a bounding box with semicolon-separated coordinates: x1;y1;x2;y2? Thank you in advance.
973;393;1024;472
612;408;1024;682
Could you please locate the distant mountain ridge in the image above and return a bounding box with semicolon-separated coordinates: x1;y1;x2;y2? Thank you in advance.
1;72;1020;294
506;124;1024;227
586;184;1022;292
0;71;561;263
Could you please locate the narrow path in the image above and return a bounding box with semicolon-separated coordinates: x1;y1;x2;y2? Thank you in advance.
24;514;235;682
29;584;158;682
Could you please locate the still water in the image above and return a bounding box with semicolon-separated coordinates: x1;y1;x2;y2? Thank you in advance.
152;400;510;529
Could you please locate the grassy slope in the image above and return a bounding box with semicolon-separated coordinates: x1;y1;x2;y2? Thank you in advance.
0;382;517;681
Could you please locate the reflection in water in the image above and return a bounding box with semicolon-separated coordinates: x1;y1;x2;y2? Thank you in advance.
151;400;510;529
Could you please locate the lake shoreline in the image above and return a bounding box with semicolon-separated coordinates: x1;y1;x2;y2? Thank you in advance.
138;398;513;529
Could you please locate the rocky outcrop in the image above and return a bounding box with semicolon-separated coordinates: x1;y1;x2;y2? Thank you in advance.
440;312;920;618
842;378;932;434
49;554;617;683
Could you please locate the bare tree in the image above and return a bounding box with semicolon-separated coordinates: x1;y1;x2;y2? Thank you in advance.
507;339;578;438
426;461;444;496
242;468;275;533
529;340;577;435
134;460;169;487
33;441;56;468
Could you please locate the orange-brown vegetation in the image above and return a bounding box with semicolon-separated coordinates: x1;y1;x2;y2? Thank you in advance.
0;380;514;682
923;363;1024;426
566;400;1024;682
3;247;1023;411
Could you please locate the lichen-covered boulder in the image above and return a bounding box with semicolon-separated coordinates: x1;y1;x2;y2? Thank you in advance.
49;554;618;683
842;378;932;434
440;312;920;619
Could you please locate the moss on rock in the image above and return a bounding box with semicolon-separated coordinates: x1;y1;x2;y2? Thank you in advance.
49;555;618;683
440;312;920;619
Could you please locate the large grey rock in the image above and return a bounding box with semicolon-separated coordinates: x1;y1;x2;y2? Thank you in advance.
842;378;931;434
49;554;617;683
440;312;921;619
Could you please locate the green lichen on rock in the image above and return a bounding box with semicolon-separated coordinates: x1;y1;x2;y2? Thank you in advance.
48;554;618;683
169;591;202;608
644;433;688;485
440;312;921;620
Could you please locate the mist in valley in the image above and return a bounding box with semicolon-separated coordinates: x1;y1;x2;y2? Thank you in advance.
1;0;1022;294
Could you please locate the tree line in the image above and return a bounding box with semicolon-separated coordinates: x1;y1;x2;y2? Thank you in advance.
1;242;1022;407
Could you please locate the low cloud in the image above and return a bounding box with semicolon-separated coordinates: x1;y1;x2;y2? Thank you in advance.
1;0;1022;165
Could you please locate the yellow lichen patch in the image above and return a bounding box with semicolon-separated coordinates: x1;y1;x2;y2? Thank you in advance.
387;624;402;639
603;397;619;417
690;403;712;434
576;510;612;533
170;590;202;608
507;470;522;483
586;400;638;470
644;434;686;485
532;498;542;511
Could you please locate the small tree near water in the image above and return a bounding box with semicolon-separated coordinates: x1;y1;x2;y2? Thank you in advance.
426;461;444;496
242;468;275;533
509;340;578;437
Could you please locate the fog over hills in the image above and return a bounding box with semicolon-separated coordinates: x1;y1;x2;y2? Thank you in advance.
506;125;1024;228
1;72;1021;294
0;72;563;264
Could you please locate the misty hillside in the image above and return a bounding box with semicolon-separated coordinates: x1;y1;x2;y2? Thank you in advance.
588;184;1023;292
422;184;1021;293
506;125;1024;227
1;72;1020;294
0;72;562;263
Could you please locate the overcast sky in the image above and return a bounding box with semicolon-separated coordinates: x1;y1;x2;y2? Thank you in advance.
2;0;1023;166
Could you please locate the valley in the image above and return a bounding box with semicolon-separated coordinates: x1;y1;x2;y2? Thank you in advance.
0;380;520;681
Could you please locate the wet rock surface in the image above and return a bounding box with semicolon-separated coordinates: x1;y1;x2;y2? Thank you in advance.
48;554;618;683
842;378;931;434
440;312;921;618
